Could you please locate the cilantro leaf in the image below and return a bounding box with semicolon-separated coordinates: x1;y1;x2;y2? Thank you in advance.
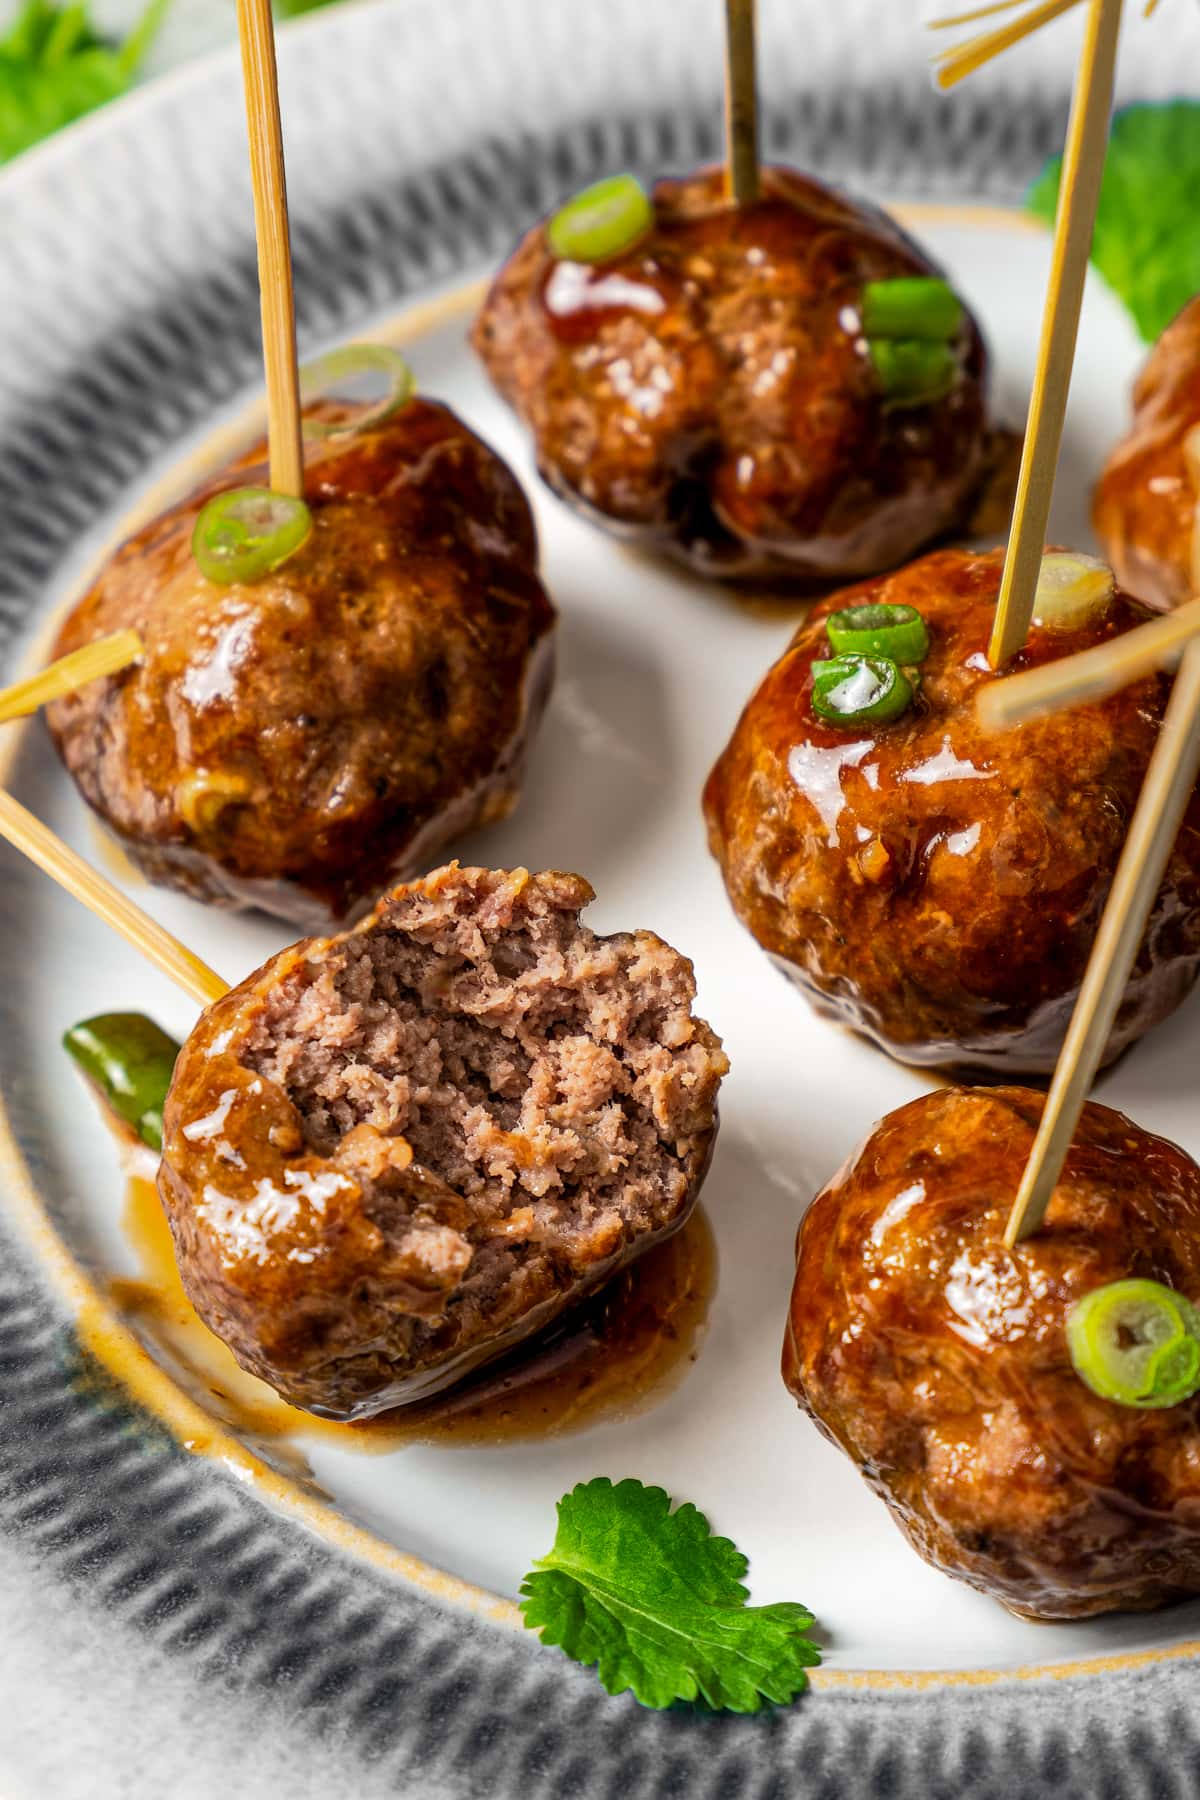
1028;101;1200;343
0;0;169;164
519;1477;821;1712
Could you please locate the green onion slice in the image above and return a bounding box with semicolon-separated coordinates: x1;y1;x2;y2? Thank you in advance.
64;1012;182;1153
811;653;914;728
1032;551;1115;631
826;602;930;663
1066;1278;1200;1409
192;487;312;586
869;339;959;409
861;277;964;342
299;344;415;439
547;174;654;264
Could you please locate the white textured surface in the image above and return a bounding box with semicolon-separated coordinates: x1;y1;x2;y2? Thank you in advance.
0;1534;459;1800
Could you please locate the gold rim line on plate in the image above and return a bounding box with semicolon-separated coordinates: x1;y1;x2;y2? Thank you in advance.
7;203;1190;1692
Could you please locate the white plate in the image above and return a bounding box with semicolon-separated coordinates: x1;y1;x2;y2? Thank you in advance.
6;205;1196;1677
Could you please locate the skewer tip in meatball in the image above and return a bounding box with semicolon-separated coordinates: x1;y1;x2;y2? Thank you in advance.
46;401;556;929
784;1086;1200;1621
158;864;728;1420
1095;296;1200;610
472;166;990;583
704;545;1200;1074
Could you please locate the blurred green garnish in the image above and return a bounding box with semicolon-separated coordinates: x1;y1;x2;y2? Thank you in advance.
0;0;169;164
1028;102;1200;344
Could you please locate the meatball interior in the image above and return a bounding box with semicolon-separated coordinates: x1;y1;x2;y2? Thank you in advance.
704;546;1200;1073
159;865;727;1420
1094;295;1200;610
785;1087;1200;1621
46;401;556;928
473;165;989;581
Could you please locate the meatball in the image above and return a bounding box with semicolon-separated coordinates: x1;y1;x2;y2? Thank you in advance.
158;864;727;1419
472;165;989;582
46;402;556;928
703;546;1200;1074
784;1086;1200;1621
1094;297;1200;610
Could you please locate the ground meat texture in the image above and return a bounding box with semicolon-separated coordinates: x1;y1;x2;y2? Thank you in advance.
471;166;990;583
1094;297;1200;611
703;546;1200;1074
45;402;556;928
158;865;727;1419
785;1087;1200;1621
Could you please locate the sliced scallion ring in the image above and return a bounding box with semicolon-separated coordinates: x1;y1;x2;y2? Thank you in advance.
811;653;914;728
1066;1278;1200;1408
547;174;654;264
826;602;930;663
299;345;415;440
861;277;964;342
869;339;959;408
1031;551;1115;631
192;488;312;586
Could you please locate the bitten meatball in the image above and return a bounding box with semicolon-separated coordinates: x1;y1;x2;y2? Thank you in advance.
703;546;1200;1074
1094;296;1200;610
46;402;556;928
472;166;989;582
784;1086;1200;1621
158;864;728;1420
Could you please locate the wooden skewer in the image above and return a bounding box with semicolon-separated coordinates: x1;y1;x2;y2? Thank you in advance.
929;0;1031;30
723;0;760;206
985;0;1123;667
235;0;304;499
1004;635;1200;1245
977;596;1200;730
0;632;144;725
0;790;228;1010
933;0;1083;86
1184;426;1200;595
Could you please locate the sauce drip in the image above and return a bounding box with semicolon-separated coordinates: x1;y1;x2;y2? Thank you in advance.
112;1175;716;1452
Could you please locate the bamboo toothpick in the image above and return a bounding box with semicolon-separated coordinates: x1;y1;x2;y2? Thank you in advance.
0;791;228;1010
1004;636;1200;1246
985;0;1123;668
929;0;1035;31
236;0;303;499
930;0;1030;31
933;0;1084;86
1185;426;1200;594
723;0;760;206
977;596;1200;729
0;632;143;725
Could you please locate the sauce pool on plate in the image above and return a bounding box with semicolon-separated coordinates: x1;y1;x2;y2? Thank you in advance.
109;1174;716;1452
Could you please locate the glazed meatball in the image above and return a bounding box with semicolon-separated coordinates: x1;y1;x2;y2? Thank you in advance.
158;864;727;1419
472;166;989;582
784;1086;1200;1621
46;403;556;928
703;546;1200;1074
1094;296;1200;610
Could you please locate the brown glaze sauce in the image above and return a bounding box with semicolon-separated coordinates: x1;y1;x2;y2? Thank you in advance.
112;1174;715;1451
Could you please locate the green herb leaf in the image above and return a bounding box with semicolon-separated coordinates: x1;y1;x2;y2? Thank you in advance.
519;1477;821;1712
1027;101;1200;344
0;0;169;164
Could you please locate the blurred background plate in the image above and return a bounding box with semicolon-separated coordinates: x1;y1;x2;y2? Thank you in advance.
0;3;1198;1795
